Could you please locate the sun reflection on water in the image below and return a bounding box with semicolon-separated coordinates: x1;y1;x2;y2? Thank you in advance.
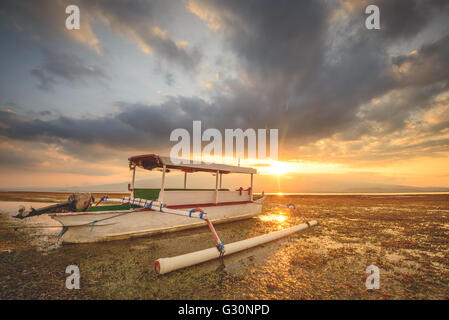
258;211;288;224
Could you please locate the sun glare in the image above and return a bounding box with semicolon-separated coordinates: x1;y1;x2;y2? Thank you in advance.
264;163;291;175
258;161;295;175
254;159;344;176
259;214;287;224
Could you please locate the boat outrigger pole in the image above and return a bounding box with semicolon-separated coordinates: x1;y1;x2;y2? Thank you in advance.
154;220;317;275
97;194;316;275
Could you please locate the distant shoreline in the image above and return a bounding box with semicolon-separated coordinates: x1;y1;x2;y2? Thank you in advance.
0;190;448;196
263;192;449;195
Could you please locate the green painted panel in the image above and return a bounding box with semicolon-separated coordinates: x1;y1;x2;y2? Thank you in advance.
133;188;230;200
87;204;132;212
133;188;160;200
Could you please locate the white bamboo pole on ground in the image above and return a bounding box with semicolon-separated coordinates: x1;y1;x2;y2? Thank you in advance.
154;220;318;275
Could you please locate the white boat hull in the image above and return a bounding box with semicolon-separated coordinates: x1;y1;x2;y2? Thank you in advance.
51;198;264;243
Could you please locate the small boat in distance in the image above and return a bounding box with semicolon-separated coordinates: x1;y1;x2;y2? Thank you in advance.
50;154;265;243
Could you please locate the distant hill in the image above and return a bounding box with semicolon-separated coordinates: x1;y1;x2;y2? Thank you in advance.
3;179;449;194
341;184;449;193
0;178;159;193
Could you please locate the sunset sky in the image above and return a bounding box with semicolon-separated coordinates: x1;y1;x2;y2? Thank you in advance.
1;0;449;192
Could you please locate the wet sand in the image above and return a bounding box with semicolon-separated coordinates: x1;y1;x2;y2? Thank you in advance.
0;192;448;299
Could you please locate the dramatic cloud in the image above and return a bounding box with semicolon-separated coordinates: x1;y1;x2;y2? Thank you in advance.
392;34;449;87
1;0;449;188
0;0;201;69
0;0;102;54
185;0;449;144
373;0;448;41
80;0;202;70
31;51;107;90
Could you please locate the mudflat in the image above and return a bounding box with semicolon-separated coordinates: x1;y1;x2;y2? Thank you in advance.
0;192;448;299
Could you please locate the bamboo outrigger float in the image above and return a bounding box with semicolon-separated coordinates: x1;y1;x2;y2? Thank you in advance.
15;154;317;274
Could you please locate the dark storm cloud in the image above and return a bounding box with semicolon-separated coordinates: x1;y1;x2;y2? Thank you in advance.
0;109;138;148
373;0;449;41
0;95;265;161
0;0;200;70
186;0;449;144
360;83;449;134
31;51;107;90
204;1;328;80
358;34;449;135
392;34;449;87
81;0;202;70
0;140;117;175
0;146;37;168
0;97;217;157
184;0;386;142
1;0;449;163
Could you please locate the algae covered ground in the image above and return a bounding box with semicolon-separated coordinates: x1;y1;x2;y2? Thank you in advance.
0;192;448;299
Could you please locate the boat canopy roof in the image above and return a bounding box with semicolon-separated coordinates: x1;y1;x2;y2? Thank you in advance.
128;154;257;174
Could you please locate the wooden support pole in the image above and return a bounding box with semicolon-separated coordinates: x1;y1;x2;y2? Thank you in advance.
184;172;187;189
250;173;254;201
130;166;136;197
215;170;219;204
159;164;166;204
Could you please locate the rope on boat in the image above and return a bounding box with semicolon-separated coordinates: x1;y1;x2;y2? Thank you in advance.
89;220;98;232
189;208;205;218
95;195;109;207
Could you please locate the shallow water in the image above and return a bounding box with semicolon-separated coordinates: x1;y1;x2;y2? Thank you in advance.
0;194;448;299
0;201;63;252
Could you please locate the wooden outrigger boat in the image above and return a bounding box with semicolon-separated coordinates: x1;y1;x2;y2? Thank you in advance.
15;154;317;274
50;154;265;244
